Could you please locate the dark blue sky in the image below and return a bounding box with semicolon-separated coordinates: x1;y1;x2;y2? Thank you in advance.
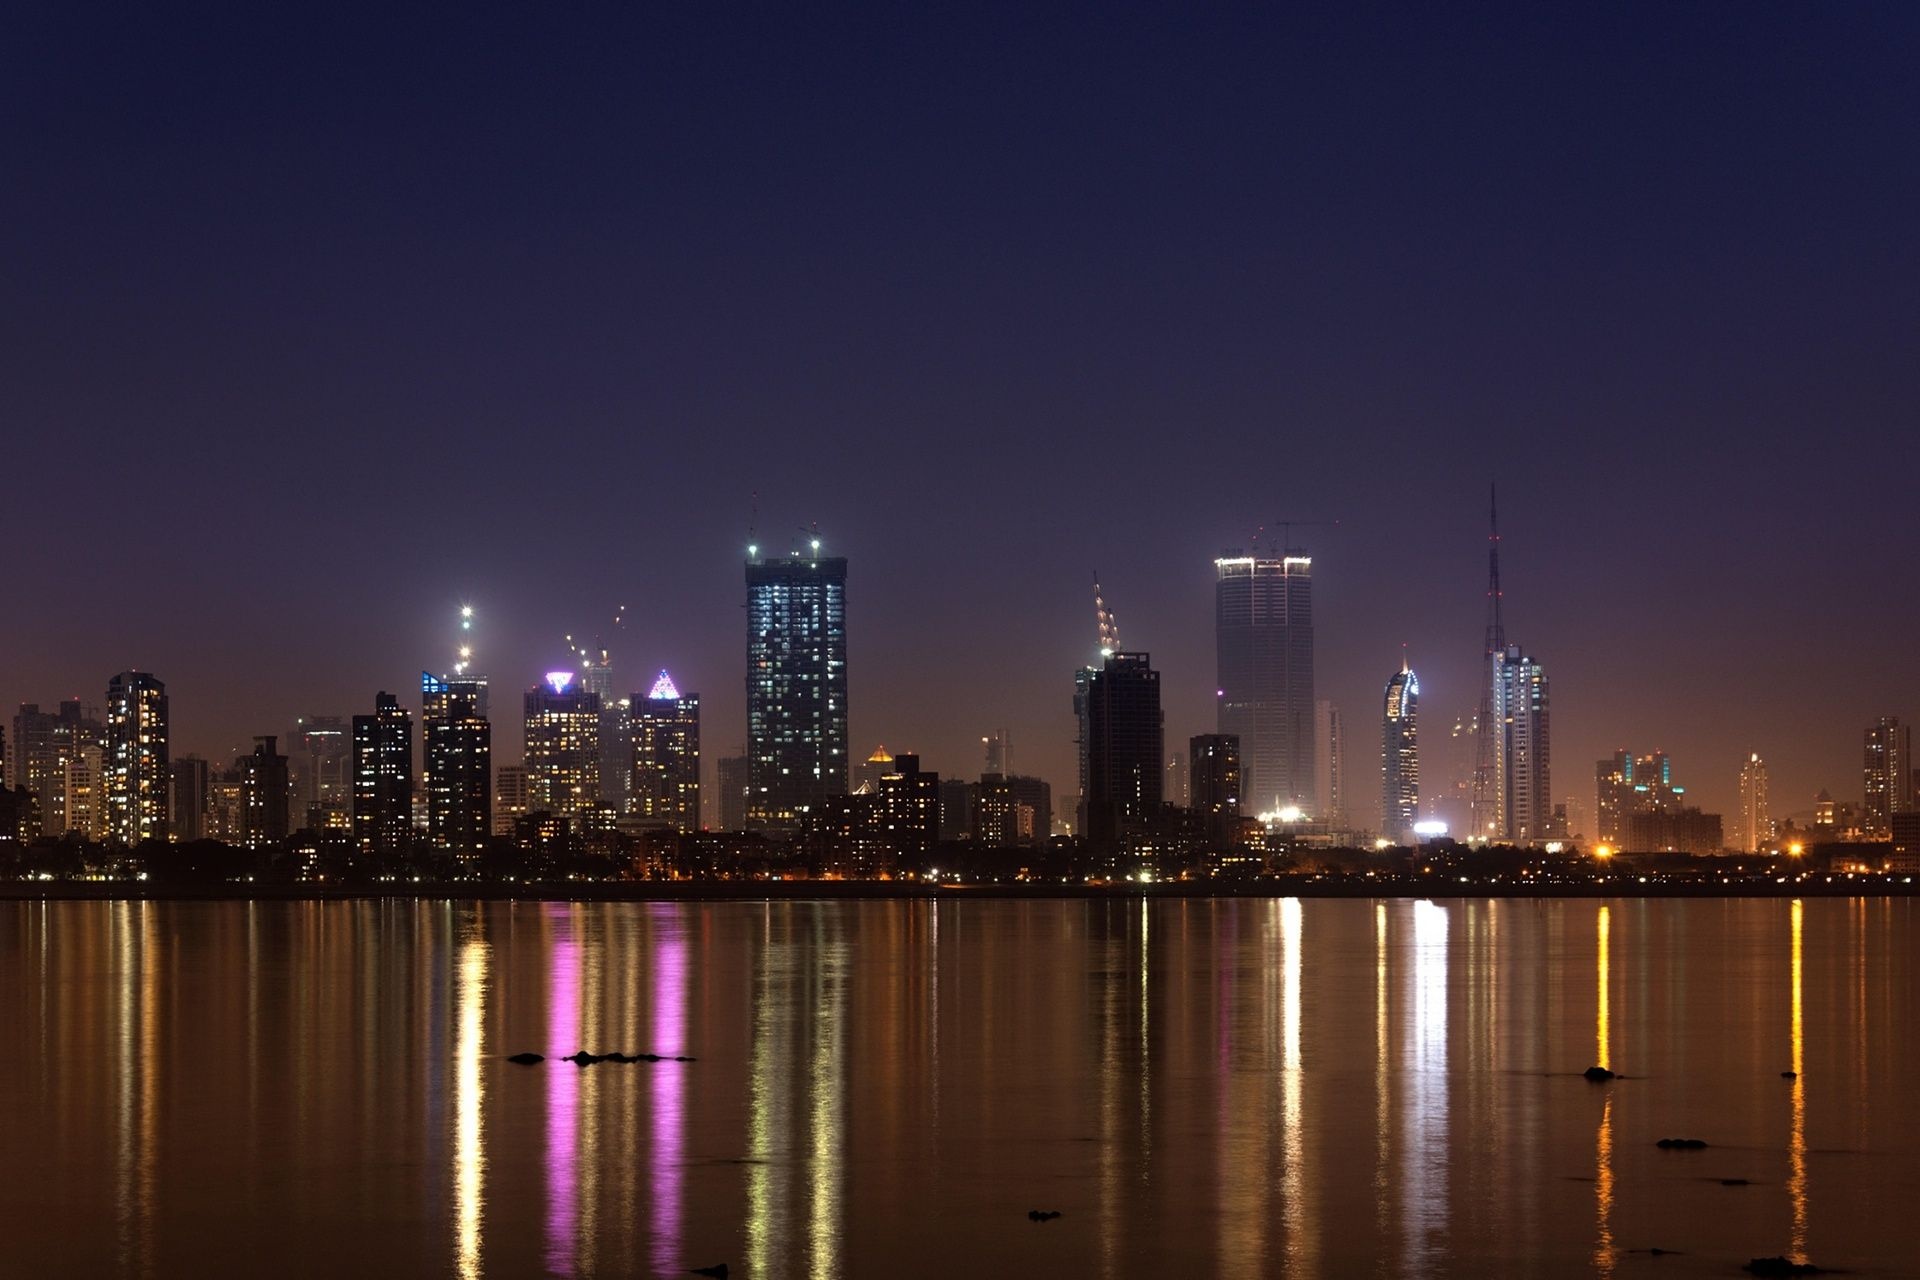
5;2;1916;827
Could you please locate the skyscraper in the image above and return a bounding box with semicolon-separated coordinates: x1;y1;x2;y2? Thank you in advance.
1595;750;1686;844
1189;732;1242;849
715;754;749;832
170;755;209;842
1737;752;1770;853
524;672;601;820
745;545;848;828
423;672;491;856
1490;646;1550;843
1863;717;1911;837
875;752;940;858
352;692;413;855
238;736;290;847
1470;487;1507;839
1084;651;1164;853
11;701;103;837
1381;661;1419;840
105;672;169;844
289;716;352;832
493;764;529;838
1313;698;1344;826
1215;553;1314;813
630;669;701;831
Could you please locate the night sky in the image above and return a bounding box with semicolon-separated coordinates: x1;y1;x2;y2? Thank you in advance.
6;3;1916;828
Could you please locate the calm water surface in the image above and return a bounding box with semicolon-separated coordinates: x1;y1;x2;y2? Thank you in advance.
1;897;1915;1277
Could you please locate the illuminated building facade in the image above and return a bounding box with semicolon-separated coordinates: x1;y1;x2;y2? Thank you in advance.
1189;732;1241;849
1490;646;1550;843
974;773;1049;846
630;670;700;831
61;743;108;841
523;673;601;820
1595;749;1685;844
745;548;848;828
13;700;103;837
854;744;893;795
876;752;940;857
105;671;169;844
1737;752;1771;852
1084;651;1164;853
1381;662;1419;840
351;691;413;855
1863;717;1911;837
1215;553;1314;813
423;672;491;855
237;736;289;847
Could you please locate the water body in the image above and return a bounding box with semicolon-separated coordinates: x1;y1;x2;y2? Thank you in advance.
0;897;1912;1277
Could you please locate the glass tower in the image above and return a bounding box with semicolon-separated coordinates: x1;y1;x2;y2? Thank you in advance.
745;548;848;828
1215;553;1314;814
1491;646;1550;843
1381;662;1419;840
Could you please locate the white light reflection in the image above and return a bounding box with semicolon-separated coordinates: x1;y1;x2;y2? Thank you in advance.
1279;897;1315;1267
1402;900;1449;1272
454;937;488;1280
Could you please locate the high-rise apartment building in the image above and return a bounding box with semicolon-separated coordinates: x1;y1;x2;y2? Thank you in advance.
1863;717;1912;837
61;743;108;841
1215;553;1314;813
352;692;413;855
105;672;169;844
1594;750;1683;844
1084;651;1164;853
630;670;700;831
1490;647;1550;843
1189;732;1242;849
524;673;601;820
1737;752;1770;853
11;701;103;837
170;756;209;842
493;764;529;838
745;547;848;828
237;736;290;847
876;752;940;857
974;773;1050;847
1313;700;1344;826
423;672;491;855
1381;661;1420;840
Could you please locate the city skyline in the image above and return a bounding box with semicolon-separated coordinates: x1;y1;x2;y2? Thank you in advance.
5;7;1917;832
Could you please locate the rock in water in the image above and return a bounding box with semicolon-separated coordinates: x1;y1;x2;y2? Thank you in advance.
1743;1258;1823;1276
1027;1209;1062;1222
689;1265;729;1279
1655;1138;1708;1149
506;1052;544;1066
1583;1065;1615;1081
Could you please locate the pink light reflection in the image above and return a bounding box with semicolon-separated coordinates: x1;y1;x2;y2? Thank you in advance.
545;909;580;1276
649;912;689;1275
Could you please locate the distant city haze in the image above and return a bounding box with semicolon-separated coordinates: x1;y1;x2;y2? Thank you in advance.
5;5;1916;828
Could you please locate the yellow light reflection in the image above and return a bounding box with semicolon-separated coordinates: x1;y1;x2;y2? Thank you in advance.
1594;904;1614;1276
1279;897;1313;1268
1373;903;1389;1234
455;938;488;1280
1596;905;1610;1070
1788;898;1806;1262
808;928;848;1279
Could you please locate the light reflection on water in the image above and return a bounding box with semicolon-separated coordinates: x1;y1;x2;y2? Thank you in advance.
1;896;1915;1278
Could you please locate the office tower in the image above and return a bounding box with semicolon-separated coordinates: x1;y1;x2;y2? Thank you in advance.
631;670;701;831
1381;661;1420;840
745;545;849;827
1215;552;1314;813
1313;699;1344;826
1863;717;1912;837
876;753;940;857
170;756;209;842
1189;732;1241;849
352;692;413;855
237;736;290;847
855;745;894;795
1737;752;1770;853
493;764;529;838
423;672;491;855
974;774;1050;847
524;672;601;820
1084;651;1164;853
1490;646;1550;843
105;672;169;844
289;716;352;832
716;754;749;831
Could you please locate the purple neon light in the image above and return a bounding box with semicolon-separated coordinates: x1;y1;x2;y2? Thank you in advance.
647;670;680;701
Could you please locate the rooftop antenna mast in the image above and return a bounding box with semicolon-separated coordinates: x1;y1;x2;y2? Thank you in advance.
1470;483;1506;838
1093;572;1119;658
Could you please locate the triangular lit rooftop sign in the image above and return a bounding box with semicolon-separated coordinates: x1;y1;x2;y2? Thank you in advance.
648;669;680;700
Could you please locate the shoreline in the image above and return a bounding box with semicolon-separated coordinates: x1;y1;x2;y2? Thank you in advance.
3;877;1912;903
